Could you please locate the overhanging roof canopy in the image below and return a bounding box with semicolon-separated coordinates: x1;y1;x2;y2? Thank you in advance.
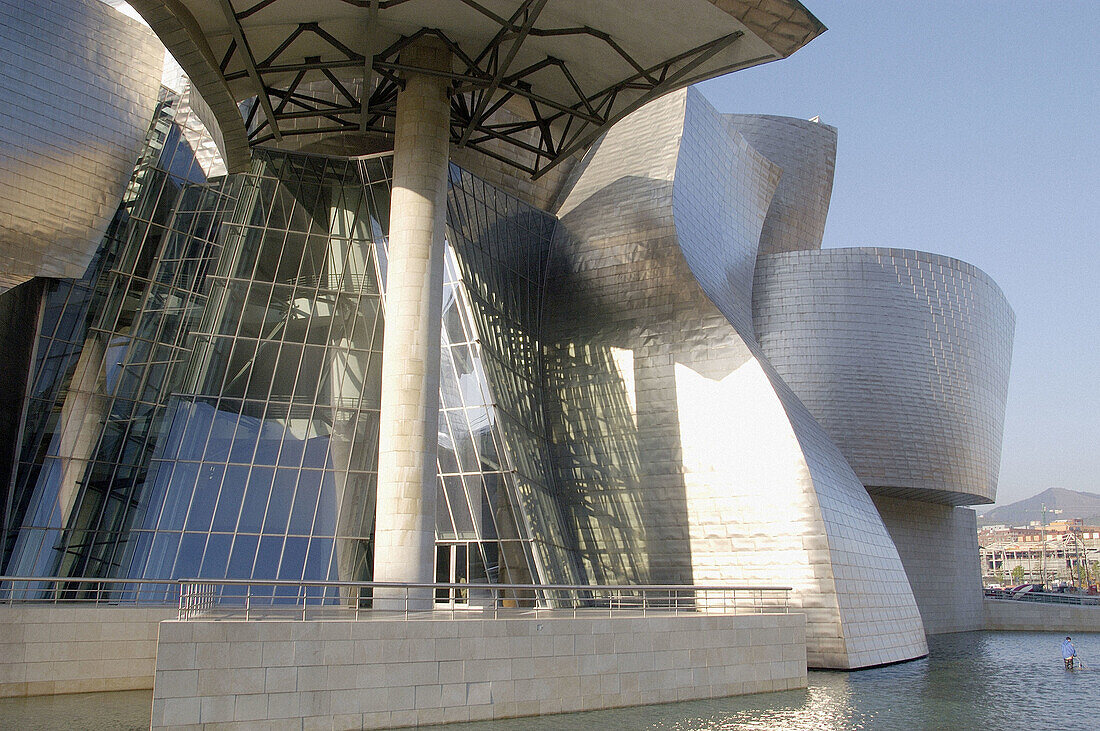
129;0;824;176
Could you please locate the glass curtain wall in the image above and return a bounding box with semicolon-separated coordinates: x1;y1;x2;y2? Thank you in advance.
128;151;386;587
3;93;588;591
2;88;231;578
2;134;553;590
445;166;584;586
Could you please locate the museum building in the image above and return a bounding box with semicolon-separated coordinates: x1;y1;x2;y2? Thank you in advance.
0;0;1013;670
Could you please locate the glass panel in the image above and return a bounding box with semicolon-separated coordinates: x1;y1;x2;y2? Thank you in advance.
263;469;296;535
199;533;232;579
184;464;224;532
212;464;249;532
237;466;275;533
290;469;322;536
227;534;260;578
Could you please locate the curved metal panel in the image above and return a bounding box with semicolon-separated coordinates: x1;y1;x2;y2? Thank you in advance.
129;0;252;172
725;114;836;255
0;0;163;289
753;247;1015;505
675;90;780;334
550;88;927;668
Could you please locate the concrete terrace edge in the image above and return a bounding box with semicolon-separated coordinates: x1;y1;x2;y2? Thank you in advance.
0;606;175;697
151;612;807;729
984;600;1100;633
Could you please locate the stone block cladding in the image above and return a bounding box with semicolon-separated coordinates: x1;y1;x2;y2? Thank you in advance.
872;495;984;634
0;0;162;290
150;613;806;729
725;114;837;255
374;40;453;597
547;87;927;668
753;248;1015;505
985;601;1100;633
0;606;175;697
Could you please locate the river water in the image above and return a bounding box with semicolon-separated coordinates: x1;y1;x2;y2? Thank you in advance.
2;631;1097;730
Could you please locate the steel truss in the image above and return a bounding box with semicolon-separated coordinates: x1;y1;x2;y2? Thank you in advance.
218;0;759;177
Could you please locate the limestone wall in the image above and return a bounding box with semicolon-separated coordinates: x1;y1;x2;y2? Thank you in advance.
0;606;175;697
985;600;1100;633
151;612;806;729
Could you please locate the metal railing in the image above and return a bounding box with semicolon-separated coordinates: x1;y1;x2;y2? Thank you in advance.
0;576;182;605
984;587;1100;606
0;576;791;620
173;580;791;621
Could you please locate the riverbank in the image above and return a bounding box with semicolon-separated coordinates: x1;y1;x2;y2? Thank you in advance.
985;597;1100;632
4;632;1098;729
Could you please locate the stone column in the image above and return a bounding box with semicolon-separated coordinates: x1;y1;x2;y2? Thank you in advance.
373;38;451;610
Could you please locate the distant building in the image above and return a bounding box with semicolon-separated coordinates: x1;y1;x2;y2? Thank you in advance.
980;521;1100;586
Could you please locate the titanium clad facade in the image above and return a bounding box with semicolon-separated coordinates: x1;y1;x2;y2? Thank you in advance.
0;0;162;290
724;114;837;255
752;248;1015;505
548;88;927;668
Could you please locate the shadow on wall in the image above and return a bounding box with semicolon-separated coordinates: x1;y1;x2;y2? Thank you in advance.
544;174;756;587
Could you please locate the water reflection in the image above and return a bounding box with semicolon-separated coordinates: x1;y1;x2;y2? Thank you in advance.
438;631;1100;730
0;689;149;731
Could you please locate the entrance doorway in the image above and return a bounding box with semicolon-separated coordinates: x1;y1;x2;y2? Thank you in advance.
435;543;469;605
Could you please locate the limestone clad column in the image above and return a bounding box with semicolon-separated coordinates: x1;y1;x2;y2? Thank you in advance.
373;38;451;609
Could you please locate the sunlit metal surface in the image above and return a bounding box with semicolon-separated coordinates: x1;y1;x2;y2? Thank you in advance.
725;114;837;254
0;0;162;290
548;87;927;669
753;247;1015;505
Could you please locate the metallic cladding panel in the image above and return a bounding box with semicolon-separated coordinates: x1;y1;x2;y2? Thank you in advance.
725;114;836;255
0;0;163;290
871;494;984;634
550;88;926;668
752;248;1015;505
675;94;780;335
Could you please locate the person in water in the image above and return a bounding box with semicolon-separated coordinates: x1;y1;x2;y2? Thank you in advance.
1062;636;1077;669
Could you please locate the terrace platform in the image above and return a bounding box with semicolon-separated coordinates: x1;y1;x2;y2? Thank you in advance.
153;611;805;729
1;577;804;727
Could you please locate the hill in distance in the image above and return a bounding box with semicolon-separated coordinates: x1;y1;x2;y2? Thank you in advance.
978;487;1100;527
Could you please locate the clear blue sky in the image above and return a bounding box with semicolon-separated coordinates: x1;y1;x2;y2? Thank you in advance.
699;2;1099;507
